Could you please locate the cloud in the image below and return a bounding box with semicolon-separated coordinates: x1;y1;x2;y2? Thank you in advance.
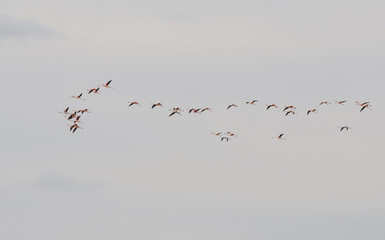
32;174;106;192
0;16;60;39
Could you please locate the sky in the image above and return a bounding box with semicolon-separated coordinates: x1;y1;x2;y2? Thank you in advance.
1;0;385;239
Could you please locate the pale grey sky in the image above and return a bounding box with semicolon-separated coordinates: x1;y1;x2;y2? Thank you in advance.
1;1;385;239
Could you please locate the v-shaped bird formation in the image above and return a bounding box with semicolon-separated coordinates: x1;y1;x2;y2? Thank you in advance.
60;80;372;141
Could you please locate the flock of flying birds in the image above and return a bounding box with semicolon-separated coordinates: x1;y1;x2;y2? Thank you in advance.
60;80;373;141
60;80;113;133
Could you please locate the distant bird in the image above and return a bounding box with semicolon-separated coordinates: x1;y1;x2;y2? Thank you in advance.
266;104;278;110
98;80;113;88
151;103;163;109
70;116;83;124
128;101;141;107
77;109;91;114
69;123;82;133
335;100;347;105
355;101;372;112
274;133;286;140
88;87;101;94
169;107;183;112
211;132;223;136
70;93;85;101
200;107;212;112
360;104;372;112
307;109;318;115
227;104;238;110
221;137;230;142
319;101;331;105
355;101;370;106
246;100;258;105
283;105;296;111
339;126;351;131
188;108;201;113
67;112;77;120
285;110;296;116
226;132;238;138
59;107;70;115
169;110;182;117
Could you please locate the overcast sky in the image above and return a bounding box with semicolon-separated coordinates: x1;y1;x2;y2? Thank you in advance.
1;1;385;239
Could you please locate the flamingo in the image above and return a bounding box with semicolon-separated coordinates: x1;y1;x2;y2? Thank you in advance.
339;126;351;131
246;100;258;105
283;105;296;111
355;101;370;106
319;101;331;105
77;109;91;114
285;110;296;116
266;104;278;110
59;107;70;115
227;104;238;110
70;93;85;101
211;132;223;136
70;116;83;124
169;110;182;117
355;101;372;112
67;112;77;120
335;100;347;105
200;107;212;112
88;87;101;94
69;123;83;133
188;108;201;113
128;101;141;107
98;80;113;88
151;103;163;109
170;107;183;112
360;104;372;112
226;132;238;138
307;109;318;115
273;133;286;140
221;137;230;142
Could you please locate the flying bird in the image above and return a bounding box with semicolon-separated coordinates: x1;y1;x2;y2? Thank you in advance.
307;109;318;115
67;112;77;120
88;87;101;94
69;123;83;133
246;100;258;105
227;104;238;110
77;109;91;114
283;106;296;111
128;101;141;107
355;101;370;106
226;132;238;138
70;93;85;101
355;101;372;112
319;101;331;105
339;126;352;131
221;137;230;142
285;110;296;116
273;133;286;140
211;132;223;136
188;108;201;113
360;104;372;112
98;80;113;88
170;107;183;112
70;116;83;124
59;107;70;115
151;103;163;109
266;104;278;110
335;100;347;105
200;107;212;112
169;110;182;117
